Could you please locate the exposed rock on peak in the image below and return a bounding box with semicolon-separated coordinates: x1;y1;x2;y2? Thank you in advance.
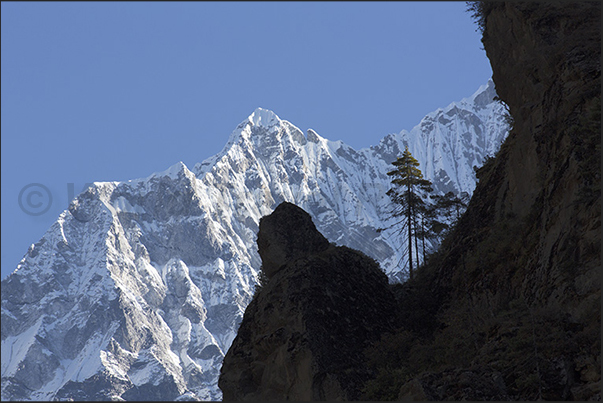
219;202;398;401
306;129;322;143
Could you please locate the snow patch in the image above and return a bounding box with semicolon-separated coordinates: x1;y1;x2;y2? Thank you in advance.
1;317;44;377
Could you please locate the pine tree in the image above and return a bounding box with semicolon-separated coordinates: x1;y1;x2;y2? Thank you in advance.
386;146;433;280
428;191;470;240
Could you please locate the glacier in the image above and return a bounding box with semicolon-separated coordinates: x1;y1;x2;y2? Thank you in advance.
1;79;509;401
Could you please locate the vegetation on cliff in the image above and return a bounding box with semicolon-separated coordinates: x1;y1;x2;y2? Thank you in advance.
385;146;469;281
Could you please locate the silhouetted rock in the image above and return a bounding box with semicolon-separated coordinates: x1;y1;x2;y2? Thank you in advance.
256;202;330;278
219;202;398;401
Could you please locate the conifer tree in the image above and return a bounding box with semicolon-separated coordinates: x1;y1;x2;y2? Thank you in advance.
386;146;433;280
428;191;470;240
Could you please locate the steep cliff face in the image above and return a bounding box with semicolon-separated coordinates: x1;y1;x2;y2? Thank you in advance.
386;2;600;401
463;1;601;305
218;202;398;401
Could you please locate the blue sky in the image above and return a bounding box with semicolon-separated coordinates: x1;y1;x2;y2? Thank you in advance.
1;1;492;279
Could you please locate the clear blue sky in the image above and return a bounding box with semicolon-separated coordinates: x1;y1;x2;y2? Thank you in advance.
1;1;492;279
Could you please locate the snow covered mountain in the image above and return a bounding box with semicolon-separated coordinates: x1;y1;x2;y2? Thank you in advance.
1;80;509;401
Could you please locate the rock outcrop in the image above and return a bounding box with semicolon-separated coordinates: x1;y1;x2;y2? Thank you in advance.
256;201;330;278
218;202;398;400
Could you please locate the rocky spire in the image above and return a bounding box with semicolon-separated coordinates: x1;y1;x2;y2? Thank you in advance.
256;201;330;278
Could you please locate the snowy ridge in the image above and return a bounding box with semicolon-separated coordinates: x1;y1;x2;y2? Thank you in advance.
1;80;509;401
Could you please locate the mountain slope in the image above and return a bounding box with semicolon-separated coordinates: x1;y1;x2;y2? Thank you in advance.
1;82;509;401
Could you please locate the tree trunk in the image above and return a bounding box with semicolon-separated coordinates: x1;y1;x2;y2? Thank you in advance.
421;214;426;262
414;210;420;268
407;183;413;280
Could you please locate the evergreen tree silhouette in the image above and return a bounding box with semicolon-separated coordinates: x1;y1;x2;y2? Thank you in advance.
386;146;433;280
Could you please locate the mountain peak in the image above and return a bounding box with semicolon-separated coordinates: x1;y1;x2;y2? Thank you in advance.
130;161;192;183
459;78;498;109
248;107;281;128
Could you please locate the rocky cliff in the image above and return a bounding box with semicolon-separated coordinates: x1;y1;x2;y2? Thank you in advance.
218;202;398;400
380;2;600;401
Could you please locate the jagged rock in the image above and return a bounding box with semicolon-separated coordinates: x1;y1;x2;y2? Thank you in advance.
218;202;398;400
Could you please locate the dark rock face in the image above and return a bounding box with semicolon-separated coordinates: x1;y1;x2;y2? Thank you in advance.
256;202;330;278
474;2;601;307
219;202;398;401
390;2;600;401
398;366;510;401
